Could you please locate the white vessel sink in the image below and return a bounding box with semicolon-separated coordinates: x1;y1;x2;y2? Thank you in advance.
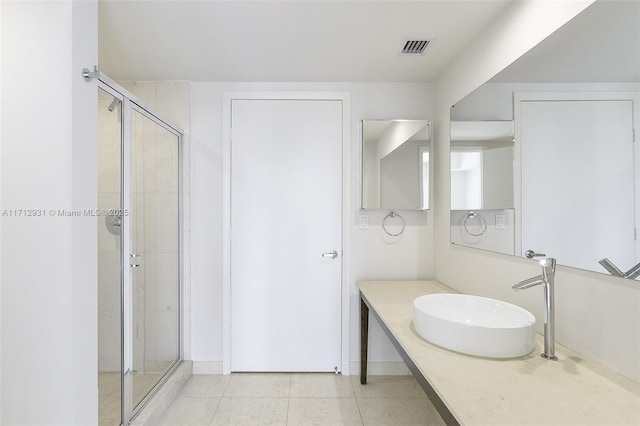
413;294;536;358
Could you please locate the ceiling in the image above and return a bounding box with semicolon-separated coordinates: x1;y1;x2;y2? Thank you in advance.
490;0;640;83
363;119;429;143
98;0;513;82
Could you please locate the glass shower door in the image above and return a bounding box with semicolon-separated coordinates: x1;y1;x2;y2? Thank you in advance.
129;106;181;411
98;75;183;425
97;86;123;426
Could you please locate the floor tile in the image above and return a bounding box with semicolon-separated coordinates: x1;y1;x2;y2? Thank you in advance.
351;375;425;398
287;397;363;426
210;397;288;426
224;373;291;398
133;371;165;406
290;373;355;398
357;397;445;426
99;372;121;426
178;375;230;398
157;373;446;426
159;397;220;426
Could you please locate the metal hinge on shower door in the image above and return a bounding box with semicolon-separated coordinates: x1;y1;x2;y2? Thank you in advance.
129;253;141;268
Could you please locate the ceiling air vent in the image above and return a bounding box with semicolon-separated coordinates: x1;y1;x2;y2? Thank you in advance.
401;40;430;55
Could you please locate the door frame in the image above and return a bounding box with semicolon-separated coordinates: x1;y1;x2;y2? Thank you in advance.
97;75;185;425
222;91;351;375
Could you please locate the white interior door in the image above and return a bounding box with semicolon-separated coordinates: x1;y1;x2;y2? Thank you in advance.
519;98;636;271
230;99;343;372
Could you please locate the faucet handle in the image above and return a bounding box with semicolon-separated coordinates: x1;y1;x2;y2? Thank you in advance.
599;258;624;277
525;249;546;259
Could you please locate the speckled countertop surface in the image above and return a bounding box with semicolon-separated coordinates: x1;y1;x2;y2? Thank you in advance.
358;280;640;426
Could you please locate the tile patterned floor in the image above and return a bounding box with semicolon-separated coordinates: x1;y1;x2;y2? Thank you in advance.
159;373;446;426
99;370;174;426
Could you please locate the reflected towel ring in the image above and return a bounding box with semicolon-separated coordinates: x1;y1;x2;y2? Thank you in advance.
382;211;405;237
463;211;487;236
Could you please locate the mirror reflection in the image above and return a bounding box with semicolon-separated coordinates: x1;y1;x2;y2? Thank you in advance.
449;0;640;276
361;119;430;210
450;120;514;210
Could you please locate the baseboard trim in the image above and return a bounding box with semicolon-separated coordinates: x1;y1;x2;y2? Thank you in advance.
131;360;192;426
193;361;223;375
189;361;406;376
349;361;410;376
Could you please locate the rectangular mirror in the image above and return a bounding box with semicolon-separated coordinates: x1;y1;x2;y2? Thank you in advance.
449;0;640;276
361;119;431;210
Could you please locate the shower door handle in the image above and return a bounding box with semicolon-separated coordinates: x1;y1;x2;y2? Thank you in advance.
321;250;338;259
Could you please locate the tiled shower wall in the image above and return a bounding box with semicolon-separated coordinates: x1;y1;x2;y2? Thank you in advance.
97;82;191;373
98;89;122;372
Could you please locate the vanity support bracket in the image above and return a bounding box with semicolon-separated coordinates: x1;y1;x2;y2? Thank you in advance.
360;297;369;384
359;291;460;426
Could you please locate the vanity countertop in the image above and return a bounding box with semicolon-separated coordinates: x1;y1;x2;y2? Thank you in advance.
358;280;640;425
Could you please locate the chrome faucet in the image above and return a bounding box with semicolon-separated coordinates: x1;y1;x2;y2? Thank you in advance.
598;258;624;277
624;262;640;279
513;257;558;361
599;257;640;279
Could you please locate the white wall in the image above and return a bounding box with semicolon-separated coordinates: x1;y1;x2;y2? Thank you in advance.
435;0;640;383
0;2;3;414
1;0;98;423
190;82;434;373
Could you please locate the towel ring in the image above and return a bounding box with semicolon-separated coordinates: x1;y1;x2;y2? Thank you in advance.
463;211;486;237
382;211;405;237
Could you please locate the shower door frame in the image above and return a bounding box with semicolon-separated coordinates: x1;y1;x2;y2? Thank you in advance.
97;74;184;425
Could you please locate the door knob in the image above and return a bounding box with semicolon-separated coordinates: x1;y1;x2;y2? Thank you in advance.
321;250;338;259
525;250;546;259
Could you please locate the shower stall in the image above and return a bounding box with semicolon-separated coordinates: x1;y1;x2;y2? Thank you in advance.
96;73;183;425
